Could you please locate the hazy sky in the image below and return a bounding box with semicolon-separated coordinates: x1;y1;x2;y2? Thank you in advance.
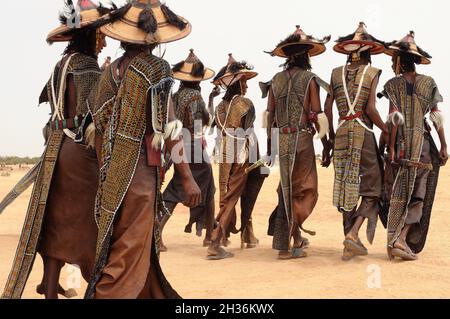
0;0;448;157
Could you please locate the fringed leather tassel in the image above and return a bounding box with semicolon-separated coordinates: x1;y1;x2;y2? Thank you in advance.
152;120;184;149
163;119;183;141
151;133;163;150
316;113;329;139
85;123;96;149
262;111;270;129
430;109;444;130
387;111;405;126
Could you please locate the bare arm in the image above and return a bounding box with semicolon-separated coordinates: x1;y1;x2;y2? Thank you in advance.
164;98;201;207
365;75;389;146
324;78;335;141
208;86;221;120
266;88;276;156
431;105;449;165
309;80;327;142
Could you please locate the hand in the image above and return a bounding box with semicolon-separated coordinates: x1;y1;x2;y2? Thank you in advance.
440;146;448;166
321;147;332;168
382;131;390;150
209;86;221;99
182;177;202;208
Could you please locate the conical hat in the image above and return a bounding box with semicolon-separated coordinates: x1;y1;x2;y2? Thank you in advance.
101;0;191;45
213;54;258;87
384;31;432;65
334;22;385;55
172;49;215;82
268;25;330;58
47;0;114;43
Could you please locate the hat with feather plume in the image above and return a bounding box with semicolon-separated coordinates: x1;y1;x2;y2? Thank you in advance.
384;31;432;65
47;0;126;44
267;25;330;58
100;0;191;45
172;49;215;82
213;54;258;88
334;22;385;55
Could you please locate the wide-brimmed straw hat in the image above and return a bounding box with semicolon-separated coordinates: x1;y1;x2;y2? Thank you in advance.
101;0;191;45
213;54;258;88
172;49;215;82
267;25;330;58
334;22;385;55
384;31;432;65
47;0;117;44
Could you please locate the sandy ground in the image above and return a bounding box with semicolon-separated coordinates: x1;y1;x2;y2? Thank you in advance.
0;163;450;299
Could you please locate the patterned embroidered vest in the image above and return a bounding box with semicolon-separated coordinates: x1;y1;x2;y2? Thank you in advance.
216;96;255;132
173;88;208;131
271;70;318;129
332;65;381;125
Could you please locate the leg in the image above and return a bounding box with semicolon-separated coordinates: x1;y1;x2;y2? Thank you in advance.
158;201;177;252
41;256;64;299
203;196;215;247
207;164;248;260
342;211;368;257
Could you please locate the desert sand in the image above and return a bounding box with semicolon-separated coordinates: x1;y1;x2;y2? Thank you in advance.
0;163;449;299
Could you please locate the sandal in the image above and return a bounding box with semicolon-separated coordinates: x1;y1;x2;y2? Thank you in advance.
390;247;418;261
36;284;78;299
207;247;234;260
278;248;307;260
294;237;310;250
343;238;368;256
341;247;355;261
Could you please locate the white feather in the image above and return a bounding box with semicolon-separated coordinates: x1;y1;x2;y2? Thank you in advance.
85;123;96;149
163;120;183;141
262;111;270;129
316;113;329;139
387;111;405;126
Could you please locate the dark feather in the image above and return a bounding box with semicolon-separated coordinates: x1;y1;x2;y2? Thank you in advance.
160;4;187;30
96;5;111;16
138;7;157;34
336;33;356;43
191;61;205;78
172;61;185;73
107;3;131;23
214;66;228;82
417;46;432;59
276;34;301;48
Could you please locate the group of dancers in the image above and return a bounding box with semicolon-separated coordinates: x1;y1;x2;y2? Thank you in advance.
0;0;447;299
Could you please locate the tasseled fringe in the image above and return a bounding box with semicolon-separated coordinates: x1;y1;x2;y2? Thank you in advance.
387;111;405;126
137;6;157;34
85;123;96;149
430;109;444;130
151;120;183;149
262;111;270;129
160;4;187;30
316;113;329;139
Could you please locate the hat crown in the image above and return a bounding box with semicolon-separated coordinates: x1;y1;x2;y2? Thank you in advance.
227;53;237;65
403;31;415;43
294;25;306;38
185;49;200;63
354;22;369;39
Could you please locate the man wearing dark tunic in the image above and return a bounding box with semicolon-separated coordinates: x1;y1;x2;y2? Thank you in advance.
380;31;448;261
159;49;217;250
